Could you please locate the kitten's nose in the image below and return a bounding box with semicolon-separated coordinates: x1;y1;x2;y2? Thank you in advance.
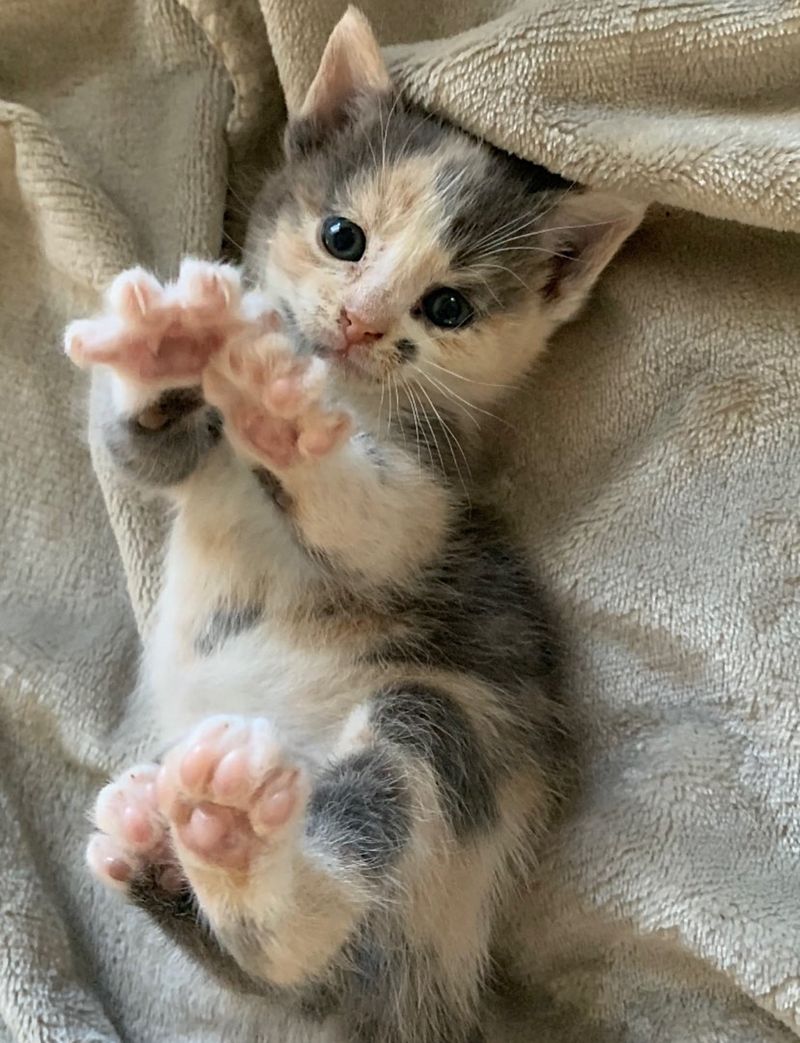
339;308;385;347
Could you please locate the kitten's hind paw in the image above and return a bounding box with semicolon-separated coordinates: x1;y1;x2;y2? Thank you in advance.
87;763;183;894
157;715;309;876
64;260;262;390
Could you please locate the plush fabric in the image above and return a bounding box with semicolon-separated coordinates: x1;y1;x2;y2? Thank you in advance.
0;0;797;1039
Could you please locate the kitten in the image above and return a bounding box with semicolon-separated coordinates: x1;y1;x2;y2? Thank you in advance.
66;8;643;1042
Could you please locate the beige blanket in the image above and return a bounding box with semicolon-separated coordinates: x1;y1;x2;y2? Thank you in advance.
1;0;798;1040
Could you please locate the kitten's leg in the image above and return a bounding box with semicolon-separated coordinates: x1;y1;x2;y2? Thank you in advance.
202;339;450;584
140;703;528;1041
86;762;269;994
65;260;269;489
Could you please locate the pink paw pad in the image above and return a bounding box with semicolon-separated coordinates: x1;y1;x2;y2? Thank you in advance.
87;764;182;893
157;716;307;872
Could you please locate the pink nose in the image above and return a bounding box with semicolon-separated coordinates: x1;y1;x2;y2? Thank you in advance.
339;308;385;347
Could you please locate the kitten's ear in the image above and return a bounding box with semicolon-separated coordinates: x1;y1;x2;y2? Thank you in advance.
296;7;390;123
540;191;645;322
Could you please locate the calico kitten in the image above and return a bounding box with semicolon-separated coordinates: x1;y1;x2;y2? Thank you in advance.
67;8;643;1042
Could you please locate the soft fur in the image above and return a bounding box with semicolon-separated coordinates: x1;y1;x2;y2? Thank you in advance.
65;9;642;1042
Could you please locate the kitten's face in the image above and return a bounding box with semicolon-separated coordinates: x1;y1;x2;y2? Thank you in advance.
246;10;643;411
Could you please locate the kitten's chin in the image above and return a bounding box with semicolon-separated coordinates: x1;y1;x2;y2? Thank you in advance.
321;345;381;384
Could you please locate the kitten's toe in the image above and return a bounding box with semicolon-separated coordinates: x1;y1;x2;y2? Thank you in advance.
94;763;164;849
88;763;179;893
63;316;127;368
259;353;327;418
295;407;352;459
107;267;165;324
176;258;242;321
86;832;139;890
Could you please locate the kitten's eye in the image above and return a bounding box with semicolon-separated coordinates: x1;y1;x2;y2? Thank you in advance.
321;216;366;262
420;287;473;329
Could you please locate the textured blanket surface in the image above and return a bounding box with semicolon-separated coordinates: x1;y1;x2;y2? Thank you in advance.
0;0;798;1040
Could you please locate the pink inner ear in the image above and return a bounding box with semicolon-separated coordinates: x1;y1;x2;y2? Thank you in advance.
298;8;391;123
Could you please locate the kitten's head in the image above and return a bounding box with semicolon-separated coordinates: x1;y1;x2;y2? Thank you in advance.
247;7;643;409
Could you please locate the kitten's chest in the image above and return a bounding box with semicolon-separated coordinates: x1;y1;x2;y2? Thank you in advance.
145;620;369;754
143;457;400;752
143;544;384;756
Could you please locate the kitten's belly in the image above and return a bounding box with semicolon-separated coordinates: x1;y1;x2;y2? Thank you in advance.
144;619;382;761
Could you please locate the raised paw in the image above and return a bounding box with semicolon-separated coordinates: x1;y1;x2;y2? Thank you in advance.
64;259;267;390
87;763;183;893
202;336;352;470
157;716;309;875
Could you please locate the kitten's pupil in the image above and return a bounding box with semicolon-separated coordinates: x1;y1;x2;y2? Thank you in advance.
321;216;366;262
420;288;473;330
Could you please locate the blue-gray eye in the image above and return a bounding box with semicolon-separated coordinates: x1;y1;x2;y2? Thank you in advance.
420;287;473;329
321;216;366;262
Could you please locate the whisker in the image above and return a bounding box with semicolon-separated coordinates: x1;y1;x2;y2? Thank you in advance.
467;205;551;254
378;375;386;437
466;189;570;253
419;392;448;479
413;377;471;496
386;369;395;432
471;262;531;291
392;375;406;448
461;268;503;309
358;119;380;179
486;218;620;252
379;92;403;194
423;359;520;392
222;228;246;253
406;384;429;474
408;365;480;429
409;383;444;476
397;109;438;163
412;365;509;429
468;184;580;255
487;245;586;262
472;217;608;259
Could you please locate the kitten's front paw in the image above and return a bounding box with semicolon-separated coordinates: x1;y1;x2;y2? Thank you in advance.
157;716;309;876
203;336;352;470
64;260;263;389
87;763;183;893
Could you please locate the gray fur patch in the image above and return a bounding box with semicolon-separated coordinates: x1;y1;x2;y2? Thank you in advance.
353;432;387;479
284;95;445;209
307;746;410;876
311;921;482;1043
395;337;418;361
253;467;292;511
435;154;571;315
370;502;563;769
277;296;317;356
103;389;222;487
372;682;497;837
194;603;264;656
